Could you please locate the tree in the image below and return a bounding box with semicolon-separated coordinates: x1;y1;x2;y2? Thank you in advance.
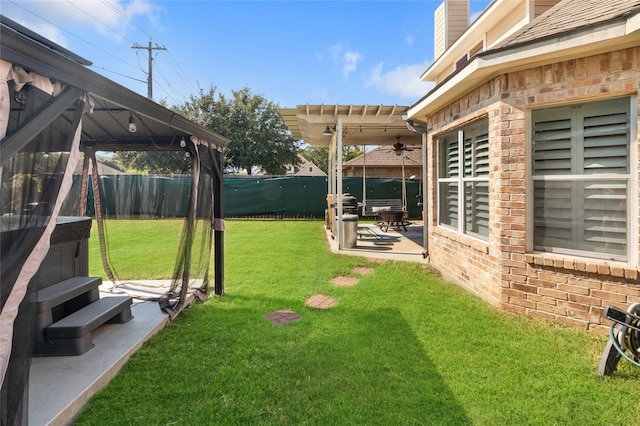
300;145;364;174
116;151;191;174
300;145;328;173
175;86;299;175
343;146;364;162
95;154;125;172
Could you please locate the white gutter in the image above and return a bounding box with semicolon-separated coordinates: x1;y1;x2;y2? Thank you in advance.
404;118;429;258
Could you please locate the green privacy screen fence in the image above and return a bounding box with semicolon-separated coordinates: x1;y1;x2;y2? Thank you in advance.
77;175;423;219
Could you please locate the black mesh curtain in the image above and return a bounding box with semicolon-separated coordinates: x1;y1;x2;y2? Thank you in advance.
1;73;84;425
77;139;220;318
159;142;219;318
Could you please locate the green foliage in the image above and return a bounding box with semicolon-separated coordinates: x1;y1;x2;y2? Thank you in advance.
343;145;364;162
300;145;329;173
79;220;640;425
300;145;363;174
175;86;299;175
115;150;191;174
95;154;125;173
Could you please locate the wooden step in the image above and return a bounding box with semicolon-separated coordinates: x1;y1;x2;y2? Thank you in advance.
41;296;133;356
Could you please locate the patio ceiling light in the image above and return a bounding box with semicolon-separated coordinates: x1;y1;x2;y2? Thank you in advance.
128;112;137;133
322;125;335;136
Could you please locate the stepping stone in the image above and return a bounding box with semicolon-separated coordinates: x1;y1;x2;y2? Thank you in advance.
353;266;374;276
305;294;336;309
366;257;388;264
265;309;301;325
332;276;359;287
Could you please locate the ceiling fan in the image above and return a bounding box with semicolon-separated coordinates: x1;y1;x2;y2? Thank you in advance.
389;136;415;156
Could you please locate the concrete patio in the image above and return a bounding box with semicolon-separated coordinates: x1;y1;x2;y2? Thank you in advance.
326;220;428;263
28;281;178;426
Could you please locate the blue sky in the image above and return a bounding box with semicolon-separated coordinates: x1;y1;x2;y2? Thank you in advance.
2;0;491;108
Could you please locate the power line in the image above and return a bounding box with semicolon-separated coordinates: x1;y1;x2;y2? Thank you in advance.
92;66;147;84
101;0;198;101
100;0;200;103
101;0;155;42
165;50;200;96
7;0;142;79
65;0;137;46
131;41;167;100
8;0;201;105
153;65;186;106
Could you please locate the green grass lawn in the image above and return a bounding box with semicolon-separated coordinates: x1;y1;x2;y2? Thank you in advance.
78;220;640;425
88;219;184;279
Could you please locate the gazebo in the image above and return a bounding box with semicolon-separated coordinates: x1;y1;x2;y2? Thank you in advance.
1;16;227;425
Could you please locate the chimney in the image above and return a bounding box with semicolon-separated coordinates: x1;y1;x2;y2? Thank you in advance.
434;0;469;59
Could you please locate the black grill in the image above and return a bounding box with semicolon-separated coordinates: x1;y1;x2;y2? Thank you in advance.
342;194;358;214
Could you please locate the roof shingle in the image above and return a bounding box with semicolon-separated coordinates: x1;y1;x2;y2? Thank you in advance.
495;0;640;50
343;146;422;167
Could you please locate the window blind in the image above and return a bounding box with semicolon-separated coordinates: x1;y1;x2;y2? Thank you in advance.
532;98;629;260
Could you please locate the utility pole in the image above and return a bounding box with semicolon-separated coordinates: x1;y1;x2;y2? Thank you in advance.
131;40;167;99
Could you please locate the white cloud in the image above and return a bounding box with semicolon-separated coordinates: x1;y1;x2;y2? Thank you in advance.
329;43;344;65
329;43;363;79
365;61;434;100
342;50;363;79
3;0;158;47
405;35;414;47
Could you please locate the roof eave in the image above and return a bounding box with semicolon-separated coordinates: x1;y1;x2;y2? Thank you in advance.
408;15;640;123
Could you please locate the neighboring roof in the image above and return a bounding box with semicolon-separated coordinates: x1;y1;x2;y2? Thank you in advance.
287;154;327;176
495;0;640;50
280;104;422;147
0;15;228;155
289;157;327;176
343;146;422;168
408;0;640;121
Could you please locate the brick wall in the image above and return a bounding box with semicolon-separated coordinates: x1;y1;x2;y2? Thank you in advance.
425;47;640;333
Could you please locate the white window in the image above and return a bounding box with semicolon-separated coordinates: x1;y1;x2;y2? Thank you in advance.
531;97;631;261
437;119;489;239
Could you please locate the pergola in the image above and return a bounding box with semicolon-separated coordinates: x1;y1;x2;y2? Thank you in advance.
280;104;427;250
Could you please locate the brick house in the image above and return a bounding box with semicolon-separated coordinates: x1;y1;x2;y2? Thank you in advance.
286;154;327;177
342;146;422;179
406;0;640;333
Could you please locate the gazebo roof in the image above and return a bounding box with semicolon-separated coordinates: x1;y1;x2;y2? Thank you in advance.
1;15;228;155
280;104;422;147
